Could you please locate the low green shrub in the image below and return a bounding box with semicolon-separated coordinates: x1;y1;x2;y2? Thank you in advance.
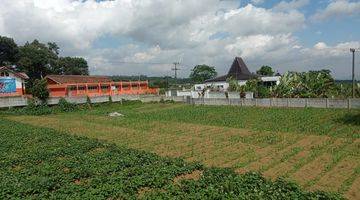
57;98;78;112
19;99;52;115
86;96;92;108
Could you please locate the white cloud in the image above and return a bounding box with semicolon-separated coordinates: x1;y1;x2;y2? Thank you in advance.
312;0;360;21
0;0;357;79
314;42;328;50
273;0;309;11
225;34;297;59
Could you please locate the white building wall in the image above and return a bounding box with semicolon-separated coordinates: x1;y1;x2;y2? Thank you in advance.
7;72;25;89
194;80;247;91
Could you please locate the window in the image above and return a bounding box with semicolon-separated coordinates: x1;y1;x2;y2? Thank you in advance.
68;86;77;91
78;86;86;90
123;84;129;89
101;85;109;90
88;86;98;90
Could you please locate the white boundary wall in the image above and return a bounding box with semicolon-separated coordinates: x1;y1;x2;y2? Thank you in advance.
1;95;359;109
188;98;360;109
0;95;186;108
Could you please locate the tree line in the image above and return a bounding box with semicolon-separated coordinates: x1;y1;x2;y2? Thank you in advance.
0;35;89;90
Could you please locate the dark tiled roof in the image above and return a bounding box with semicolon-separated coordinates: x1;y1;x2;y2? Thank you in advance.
205;57;256;82
46;75;111;84
0;66;29;79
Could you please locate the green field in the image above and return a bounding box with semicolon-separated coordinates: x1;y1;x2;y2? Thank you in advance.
1;102;359;199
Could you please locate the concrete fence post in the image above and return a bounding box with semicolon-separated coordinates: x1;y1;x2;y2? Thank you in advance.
326;99;329;108
305;98;308;108
287;98;290;108
348;99;351;110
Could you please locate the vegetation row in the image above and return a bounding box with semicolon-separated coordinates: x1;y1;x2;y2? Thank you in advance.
0;118;343;199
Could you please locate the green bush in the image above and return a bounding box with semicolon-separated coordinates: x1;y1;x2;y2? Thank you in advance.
19;99;52;115
165;99;175;104
31;79;49;103
257;85;271;98
57;98;78;112
86;96;92;108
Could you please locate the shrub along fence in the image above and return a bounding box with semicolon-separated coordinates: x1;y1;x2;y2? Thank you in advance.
187;97;360;109
0;95;185;108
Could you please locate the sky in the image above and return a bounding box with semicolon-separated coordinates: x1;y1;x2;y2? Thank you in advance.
0;0;359;79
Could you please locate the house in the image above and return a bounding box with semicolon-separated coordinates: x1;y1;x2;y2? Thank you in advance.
45;75;158;97
0;66;28;97
194;57;280;91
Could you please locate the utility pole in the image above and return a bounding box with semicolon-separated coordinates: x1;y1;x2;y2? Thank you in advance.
350;48;356;98
172;62;180;82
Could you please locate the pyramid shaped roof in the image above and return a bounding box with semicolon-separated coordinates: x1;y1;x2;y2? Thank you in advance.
205;57;256;82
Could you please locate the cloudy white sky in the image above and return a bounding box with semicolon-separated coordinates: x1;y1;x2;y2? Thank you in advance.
0;0;359;79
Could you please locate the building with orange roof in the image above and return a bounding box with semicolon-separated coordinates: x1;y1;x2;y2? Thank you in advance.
45;75;158;97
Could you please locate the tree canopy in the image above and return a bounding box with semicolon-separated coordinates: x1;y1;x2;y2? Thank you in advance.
0;35;90;91
190;65;217;83
56;57;89;75
256;66;274;76
16;40;58;81
0;36;19;65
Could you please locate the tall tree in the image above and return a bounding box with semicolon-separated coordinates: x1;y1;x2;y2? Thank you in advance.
256;66;274;76
0;36;19;65
48;42;60;55
16;40;58;86
190;65;217;83
56;57;89;75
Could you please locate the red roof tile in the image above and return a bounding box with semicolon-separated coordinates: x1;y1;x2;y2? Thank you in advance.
45;75;112;84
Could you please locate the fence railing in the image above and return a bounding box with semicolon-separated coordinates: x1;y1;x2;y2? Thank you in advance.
187;97;360;109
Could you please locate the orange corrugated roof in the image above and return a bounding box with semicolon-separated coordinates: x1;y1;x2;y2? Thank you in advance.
46;75;112;84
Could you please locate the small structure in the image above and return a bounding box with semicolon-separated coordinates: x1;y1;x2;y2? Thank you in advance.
45;75;158;97
0;66;28;97
194;57;281;91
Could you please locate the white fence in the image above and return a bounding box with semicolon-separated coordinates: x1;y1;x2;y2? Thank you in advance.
188;98;360;109
1;95;359;109
0;95;186;108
